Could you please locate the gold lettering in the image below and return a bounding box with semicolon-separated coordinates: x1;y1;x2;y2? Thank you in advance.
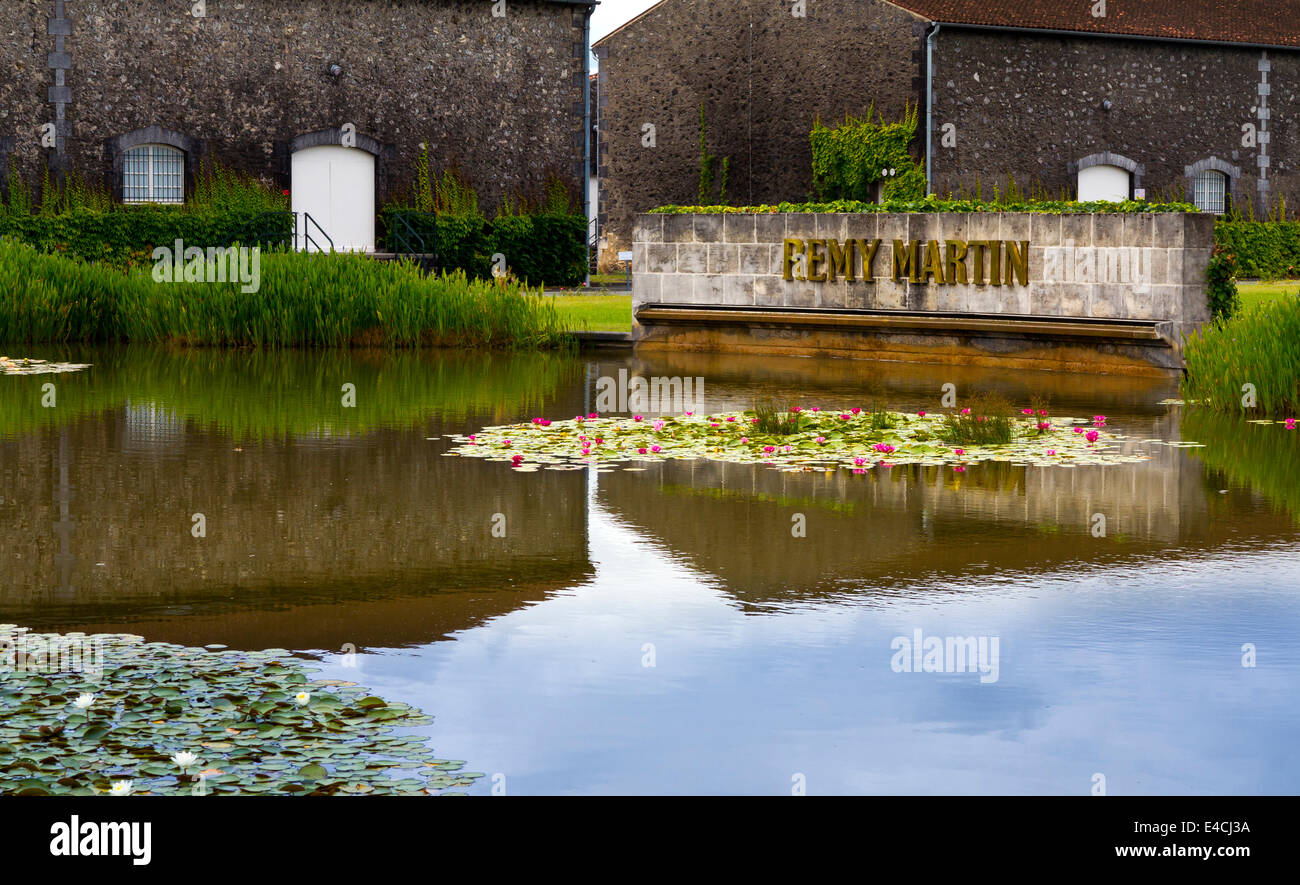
1005;240;1030;286
827;239;853;282
893;239;921;283
920;240;946;285
944;240;968;285
969;241;988;285
989;240;1003;286
782;238;803;281
857;238;881;281
807;239;827;282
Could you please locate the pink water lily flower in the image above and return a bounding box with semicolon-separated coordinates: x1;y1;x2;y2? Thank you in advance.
810;407;820;412
653;421;665;432
954;465;966;473
839;414;851;421
853;457;867;467
954;448;965;456
851;408;862;415
917;410;926;417
1047;450;1057;456
589;413;599;419
1286;418;1297;430
873;444;895;454
634;415;643;422
1093;415;1107;426
1022;409;1034;415
1086;430;1100;443
1073;427;1085;434
685;411;694;417
651;445;662;453
727;416;737;422
816;436;827;444
740;437;749;444
790;406;802;413
1037;421;1051;430
961;408;971;415
502;439;512;447
638;448;647;455
763;445;776;453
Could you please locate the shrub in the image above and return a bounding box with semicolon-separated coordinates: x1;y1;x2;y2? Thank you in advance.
810;104;925;203
1181;295;1300;417
1206;243;1241;320
1213;220;1300;280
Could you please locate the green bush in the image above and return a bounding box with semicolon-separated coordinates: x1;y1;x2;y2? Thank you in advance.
0;239;573;349
1213;220;1300;279
810;104;925;203
0;206;285;268
1182;295;1300;417
1206;243;1241;320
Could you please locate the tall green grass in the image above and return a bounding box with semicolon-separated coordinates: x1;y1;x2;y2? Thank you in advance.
0;239;573;349
1182;295;1300;416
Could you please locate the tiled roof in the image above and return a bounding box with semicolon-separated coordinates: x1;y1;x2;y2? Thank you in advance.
889;0;1300;47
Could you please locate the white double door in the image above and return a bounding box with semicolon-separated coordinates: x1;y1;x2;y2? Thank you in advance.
291;145;375;252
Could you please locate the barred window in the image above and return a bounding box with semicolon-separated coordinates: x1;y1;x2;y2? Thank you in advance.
1193;170;1227;214
123;144;185;203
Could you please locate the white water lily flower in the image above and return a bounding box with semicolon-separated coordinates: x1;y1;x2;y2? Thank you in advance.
294;691;311;706
171;751;198;770
72;693;96;709
109;780;132;796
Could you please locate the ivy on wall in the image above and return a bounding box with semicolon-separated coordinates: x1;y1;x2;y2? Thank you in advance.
698;101;730;206
809;104;925;203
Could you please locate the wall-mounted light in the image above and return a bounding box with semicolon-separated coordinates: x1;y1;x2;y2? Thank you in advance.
328;63;343;78
1102;99;1114;112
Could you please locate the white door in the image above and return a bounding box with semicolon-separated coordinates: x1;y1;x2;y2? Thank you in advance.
291;145;375;252
1077;164;1130;202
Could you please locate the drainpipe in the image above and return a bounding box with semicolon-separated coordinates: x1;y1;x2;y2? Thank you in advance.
925;22;941;197
582;5;593;285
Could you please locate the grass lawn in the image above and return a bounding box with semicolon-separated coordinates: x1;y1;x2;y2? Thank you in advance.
547;294;632;333
1238;279;1300;311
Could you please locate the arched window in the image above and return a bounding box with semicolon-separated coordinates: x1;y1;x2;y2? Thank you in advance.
1192;170;1228;214
123;144;185;203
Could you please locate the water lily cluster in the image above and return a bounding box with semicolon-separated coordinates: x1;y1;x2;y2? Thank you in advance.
0;625;483;796
447;405;1145;472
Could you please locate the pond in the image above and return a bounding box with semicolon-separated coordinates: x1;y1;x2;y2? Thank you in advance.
2;345;1298;794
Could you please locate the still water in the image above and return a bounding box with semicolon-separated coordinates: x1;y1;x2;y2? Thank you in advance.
2;346;1298;794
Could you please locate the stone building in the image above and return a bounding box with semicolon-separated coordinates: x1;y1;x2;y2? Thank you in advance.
0;0;595;251
595;0;1300;268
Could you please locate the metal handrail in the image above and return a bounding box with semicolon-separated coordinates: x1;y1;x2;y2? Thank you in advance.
297;212;334;253
389;209;437;273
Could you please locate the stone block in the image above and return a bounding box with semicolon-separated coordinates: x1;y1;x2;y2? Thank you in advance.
737;243;770;275
724;213;757;243
678;242;707;273
663;214;695;243
706;243;739;275
646;243;677;273
1122;213;1155;247
691;214;721;243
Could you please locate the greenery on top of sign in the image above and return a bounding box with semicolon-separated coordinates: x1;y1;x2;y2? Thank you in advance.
652;197;1198;215
809;103;926;203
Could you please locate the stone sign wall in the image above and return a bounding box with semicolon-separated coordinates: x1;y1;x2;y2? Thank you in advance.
631;211;1215;374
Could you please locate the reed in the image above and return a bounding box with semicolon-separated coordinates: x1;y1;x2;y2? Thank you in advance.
1181;295;1300;416
0;240;573;350
939;392;1016;445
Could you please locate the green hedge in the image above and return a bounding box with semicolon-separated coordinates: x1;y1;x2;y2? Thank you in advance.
1213;221;1300;279
379;208;586;286
652;198;1198;215
0;206;286;267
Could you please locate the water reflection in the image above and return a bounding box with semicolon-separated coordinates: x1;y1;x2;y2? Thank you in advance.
2;347;1298;794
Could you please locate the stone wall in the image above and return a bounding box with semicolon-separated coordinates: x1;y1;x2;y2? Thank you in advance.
930;28;1299;214
631;211;1215;373
0;0;590;208
594;0;923;269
